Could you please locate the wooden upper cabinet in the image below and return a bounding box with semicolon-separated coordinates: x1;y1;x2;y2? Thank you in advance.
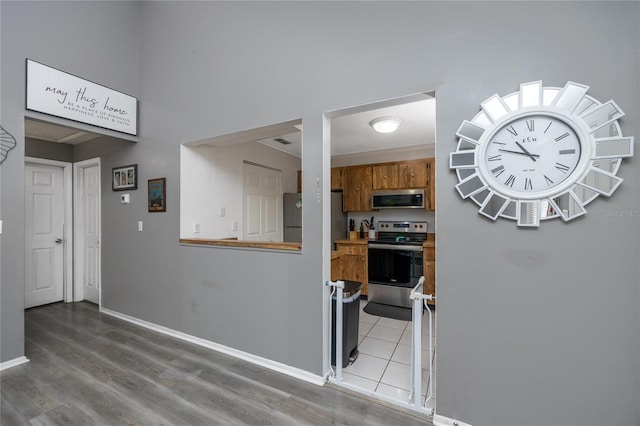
341;158;435;212
398;159;428;188
372;163;399;190
425;158;436;210
343;165;372;212
331;167;344;191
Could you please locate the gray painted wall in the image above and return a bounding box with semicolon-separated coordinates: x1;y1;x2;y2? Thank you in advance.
1;2;638;425
1;0;141;362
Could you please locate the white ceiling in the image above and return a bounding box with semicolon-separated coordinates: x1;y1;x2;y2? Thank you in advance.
25;94;436;157
25;118;102;145
256;95;435;158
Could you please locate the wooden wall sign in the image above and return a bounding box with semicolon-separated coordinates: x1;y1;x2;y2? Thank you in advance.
26;59;137;136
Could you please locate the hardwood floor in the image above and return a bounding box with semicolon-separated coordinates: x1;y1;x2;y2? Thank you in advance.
1;302;430;425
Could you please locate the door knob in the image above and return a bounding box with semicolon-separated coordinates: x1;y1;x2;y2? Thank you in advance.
55;238;63;245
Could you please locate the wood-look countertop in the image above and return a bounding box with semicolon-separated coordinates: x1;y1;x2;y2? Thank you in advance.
335;234;435;247
333;239;369;245
180;238;301;251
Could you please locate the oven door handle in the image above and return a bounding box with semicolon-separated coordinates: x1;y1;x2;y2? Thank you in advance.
368;243;423;252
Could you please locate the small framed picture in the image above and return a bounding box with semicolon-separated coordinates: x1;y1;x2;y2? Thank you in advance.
112;164;137;191
148;178;166;212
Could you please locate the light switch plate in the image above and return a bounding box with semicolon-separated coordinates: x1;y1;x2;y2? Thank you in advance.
138;221;143;232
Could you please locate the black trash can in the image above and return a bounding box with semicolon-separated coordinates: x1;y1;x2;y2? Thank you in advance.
331;280;361;368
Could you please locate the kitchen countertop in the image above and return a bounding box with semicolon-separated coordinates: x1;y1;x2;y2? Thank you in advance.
334;239;369;245
180;238;301;251
335;233;436;247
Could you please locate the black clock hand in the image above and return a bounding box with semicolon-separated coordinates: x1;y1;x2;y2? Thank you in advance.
498;148;541;158
514;141;538;162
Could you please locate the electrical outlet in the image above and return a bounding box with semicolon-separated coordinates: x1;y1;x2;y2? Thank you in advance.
232;220;238;231
138;221;143;232
193;222;201;233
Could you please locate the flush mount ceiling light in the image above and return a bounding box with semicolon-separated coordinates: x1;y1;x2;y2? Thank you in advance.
369;117;402;134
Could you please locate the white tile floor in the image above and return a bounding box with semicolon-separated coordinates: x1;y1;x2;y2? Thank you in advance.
341;299;436;408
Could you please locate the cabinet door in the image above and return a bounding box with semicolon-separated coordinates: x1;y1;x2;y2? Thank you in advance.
331;167;344;191
340;254;367;295
398;160;427;188
343;166;372;212
425;158;436;210
423;246;435;305
372;164;398;189
331;256;342;281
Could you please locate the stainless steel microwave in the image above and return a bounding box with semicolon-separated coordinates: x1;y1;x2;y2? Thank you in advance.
371;189;425;209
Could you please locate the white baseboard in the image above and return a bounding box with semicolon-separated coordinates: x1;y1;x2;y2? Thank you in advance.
433;414;473;426
0;356;30;371
100;307;325;386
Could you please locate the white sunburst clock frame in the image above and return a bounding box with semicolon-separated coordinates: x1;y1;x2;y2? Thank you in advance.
450;80;635;227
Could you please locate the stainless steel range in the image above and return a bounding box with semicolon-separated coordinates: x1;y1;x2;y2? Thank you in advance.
368;221;428;309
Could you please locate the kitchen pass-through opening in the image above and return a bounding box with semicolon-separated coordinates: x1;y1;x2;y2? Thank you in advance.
325;91;436;416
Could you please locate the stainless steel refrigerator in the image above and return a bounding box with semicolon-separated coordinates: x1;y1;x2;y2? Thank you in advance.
283;192;347;244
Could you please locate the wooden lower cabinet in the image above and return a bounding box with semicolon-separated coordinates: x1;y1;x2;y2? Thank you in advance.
334;241;368;295
423;245;435;305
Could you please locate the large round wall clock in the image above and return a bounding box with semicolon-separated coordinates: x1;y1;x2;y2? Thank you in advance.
450;81;634;227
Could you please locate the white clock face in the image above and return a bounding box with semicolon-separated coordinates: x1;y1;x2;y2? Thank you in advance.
450;81;634;227
482;115;582;197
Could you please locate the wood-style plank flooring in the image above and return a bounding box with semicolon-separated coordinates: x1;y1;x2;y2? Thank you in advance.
1;302;430;425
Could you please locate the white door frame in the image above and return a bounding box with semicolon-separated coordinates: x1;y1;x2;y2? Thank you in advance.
73;158;101;306
24;157;73;303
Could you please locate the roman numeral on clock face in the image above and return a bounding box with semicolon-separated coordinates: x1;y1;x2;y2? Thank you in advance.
555;132;570;142
555;162;570;173
491;165;505;177
506;126;518;136
524;178;533;190
505;174;516;187
526;120;535;132
559;149;576;155
544;174;554;185
488;154;502;161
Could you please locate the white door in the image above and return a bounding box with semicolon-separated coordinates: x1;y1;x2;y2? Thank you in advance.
24;164;65;308
82;165;101;303
243;163;282;242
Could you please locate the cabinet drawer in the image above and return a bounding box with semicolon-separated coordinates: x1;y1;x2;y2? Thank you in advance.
336;244;367;255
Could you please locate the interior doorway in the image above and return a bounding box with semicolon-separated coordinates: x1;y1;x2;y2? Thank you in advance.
24;156;102;307
324;91;437;416
24;117;105;308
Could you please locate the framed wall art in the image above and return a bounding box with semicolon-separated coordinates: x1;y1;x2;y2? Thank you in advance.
112;164;137;191
148;178;166;212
